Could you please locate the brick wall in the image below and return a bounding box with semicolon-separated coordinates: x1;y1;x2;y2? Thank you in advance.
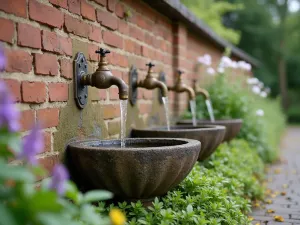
0;0;250;174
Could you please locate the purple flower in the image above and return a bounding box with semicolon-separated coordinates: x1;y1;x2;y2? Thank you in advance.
49;164;69;196
0;44;6;71
19;124;43;165
0;81;20;132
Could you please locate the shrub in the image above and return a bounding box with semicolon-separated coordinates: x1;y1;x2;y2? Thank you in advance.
105;140;264;225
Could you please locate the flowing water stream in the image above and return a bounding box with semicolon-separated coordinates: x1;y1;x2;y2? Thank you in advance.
205;99;215;122
162;97;170;131
120;100;128;148
189;100;197;126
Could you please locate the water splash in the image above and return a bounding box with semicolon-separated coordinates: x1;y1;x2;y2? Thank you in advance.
205;99;215;122
162;97;170;131
189;100;197;126
120;99;128;148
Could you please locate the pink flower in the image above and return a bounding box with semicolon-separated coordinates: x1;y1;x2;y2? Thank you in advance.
206;67;215;75
197;54;212;66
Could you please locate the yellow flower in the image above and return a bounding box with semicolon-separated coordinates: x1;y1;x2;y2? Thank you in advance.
265;199;273;204
109;208;126;225
274;215;284;222
267;209;275;213
248;216;254;221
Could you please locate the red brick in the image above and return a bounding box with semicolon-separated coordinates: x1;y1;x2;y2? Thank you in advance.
17;23;41;49
0;0;27;18
115;2;124;18
88;44;99;61
136;15;153;31
139;103;150;114
92;0;106;6
60;59;72;79
91;89;107;101
43;132;52;153
118;20;129;35
4;79;21;102
37;108;60;128
143;90;153;100
22;81;47;103
102;104;120;119
89;26;101;43
6;50;33;73
49;0;68;9
68;0;80;15
124;39;134;53
42;30;72;56
81;1;95;21
0;18;14;44
129;25;144;41
103;30;123;49
109;87;119;100
65;14;90;38
110;52;128;68
141;45;150;57
96;9;117;30
38;154;60;175
20;110;35;131
35;53;58;76
107;0;116;12
49;83;69;102
29;0;64;28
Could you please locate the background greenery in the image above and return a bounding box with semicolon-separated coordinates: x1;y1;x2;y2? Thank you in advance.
181;0;300;123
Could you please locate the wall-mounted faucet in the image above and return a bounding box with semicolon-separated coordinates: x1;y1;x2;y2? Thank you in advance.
74;48;128;108
168;70;196;100
192;79;210;100
129;62;168;105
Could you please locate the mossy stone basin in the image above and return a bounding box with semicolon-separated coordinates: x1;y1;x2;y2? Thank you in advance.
66;138;200;202
131;125;225;161
177;119;243;142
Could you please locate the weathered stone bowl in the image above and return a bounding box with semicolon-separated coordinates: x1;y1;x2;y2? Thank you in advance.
177;119;243;142
131;125;225;161
67;138;200;202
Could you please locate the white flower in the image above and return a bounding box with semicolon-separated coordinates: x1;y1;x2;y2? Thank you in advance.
256;109;264;117
219;56;232;68
206;67;215;75
245;63;252;71
247;77;259;85
252;85;261;94
258;81;264;89
197;54;212;66
217;67;225;74
260;91;267;98
230;61;238;69
237;61;252;71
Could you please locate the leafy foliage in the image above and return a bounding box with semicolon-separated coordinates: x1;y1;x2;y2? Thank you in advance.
105;140;264;225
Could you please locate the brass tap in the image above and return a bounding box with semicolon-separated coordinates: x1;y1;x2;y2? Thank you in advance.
80;48;128;100
168;70;196;100
192;79;210;100
137;62;168;97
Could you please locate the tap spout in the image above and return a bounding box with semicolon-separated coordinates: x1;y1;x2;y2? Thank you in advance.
137;62;168;97
196;88;209;100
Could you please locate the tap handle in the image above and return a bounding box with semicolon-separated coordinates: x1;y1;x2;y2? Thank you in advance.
177;70;183;76
146;62;155;69
95;48;110;57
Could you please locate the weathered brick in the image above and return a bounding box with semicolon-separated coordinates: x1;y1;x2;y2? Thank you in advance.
102;104;120;119
38;154;60;175
22;81;47;103
108;120;120;136
6;50;33;73
17;23;41;49
4;79;21;102
60;59;73;79
35;53;58;76
43;132;52;153
90;89;107;101
124;39;135;53
65;14;90;38
129;25;144;42
115;2;124;18
136;14;153;31
103;30;123;49
88;44;99;61
118;20;129;35
37;108;60;128
108;52;128;68
81;1;96;21
49;0;68;9
49;83;69;102
42;30;72;56
96;9;118;30
0;0;27;18
29;0;64;28
92;0;106;6
0;18;14;44
68;0;80;15
20;110;35;131
139;103;151;114
107;0;116;12
89;26;101;43
109;87;119;100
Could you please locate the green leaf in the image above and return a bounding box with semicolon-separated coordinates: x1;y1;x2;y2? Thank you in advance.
29;191;63;213
0;203;18;225
80;204;103;225
65;181;82;205
0;161;34;182
37;212;80;225
81;190;113;204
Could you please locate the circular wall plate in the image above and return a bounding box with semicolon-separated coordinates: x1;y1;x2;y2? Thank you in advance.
74;52;88;109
